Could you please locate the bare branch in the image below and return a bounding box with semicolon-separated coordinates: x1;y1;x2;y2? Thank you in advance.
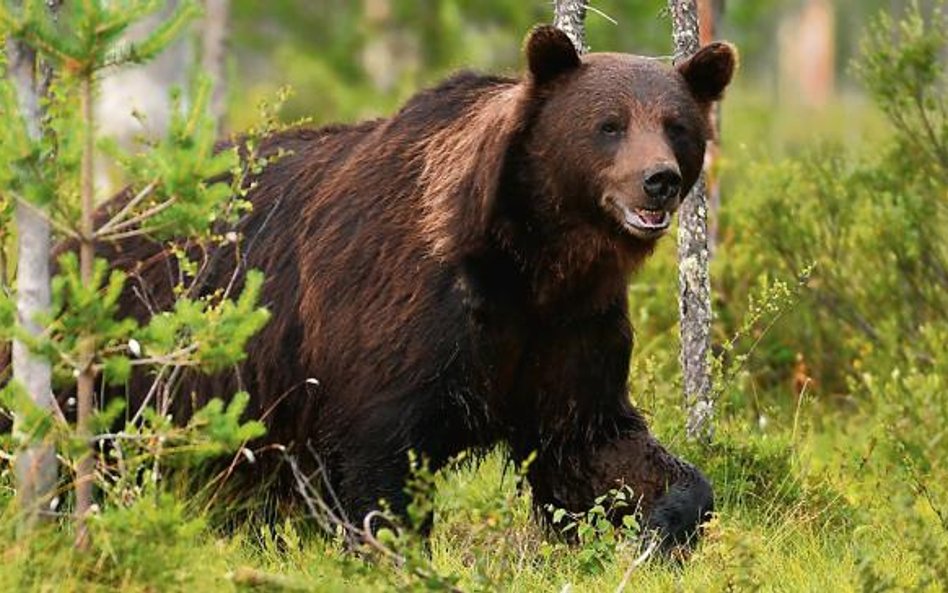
97;195;177;237
94;180;158;237
614;537;661;592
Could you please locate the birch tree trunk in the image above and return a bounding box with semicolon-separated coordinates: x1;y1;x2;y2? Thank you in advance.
668;0;715;443
6;37;57;531
553;0;588;54
201;0;230;126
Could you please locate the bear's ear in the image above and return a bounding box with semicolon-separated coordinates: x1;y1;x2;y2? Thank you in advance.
677;42;738;103
525;25;581;85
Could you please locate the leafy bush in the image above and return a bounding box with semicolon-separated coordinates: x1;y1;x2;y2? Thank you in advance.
716;1;948;394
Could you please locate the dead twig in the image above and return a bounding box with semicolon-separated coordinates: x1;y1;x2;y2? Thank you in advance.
614;537;661;593
283;446;465;592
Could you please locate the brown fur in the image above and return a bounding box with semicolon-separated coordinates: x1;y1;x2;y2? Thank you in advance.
39;27;736;535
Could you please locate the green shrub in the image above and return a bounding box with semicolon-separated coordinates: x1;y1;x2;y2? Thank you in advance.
716;1;948;394
86;495;206;589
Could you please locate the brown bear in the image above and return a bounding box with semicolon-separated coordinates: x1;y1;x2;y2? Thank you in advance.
92;26;736;548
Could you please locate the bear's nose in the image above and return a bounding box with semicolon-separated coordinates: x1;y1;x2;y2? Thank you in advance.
643;166;683;205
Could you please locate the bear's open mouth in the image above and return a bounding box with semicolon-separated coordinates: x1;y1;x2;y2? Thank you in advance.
606;198;672;236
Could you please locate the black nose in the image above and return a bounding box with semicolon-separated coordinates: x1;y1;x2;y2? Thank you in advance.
643;166;683;205
645;463;714;553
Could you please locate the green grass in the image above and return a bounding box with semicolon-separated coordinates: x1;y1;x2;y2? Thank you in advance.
2;384;944;592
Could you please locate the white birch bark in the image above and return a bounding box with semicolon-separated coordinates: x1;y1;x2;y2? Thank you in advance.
201;0;230;125
668;0;715;443
553;0;588;54
6;37;57;531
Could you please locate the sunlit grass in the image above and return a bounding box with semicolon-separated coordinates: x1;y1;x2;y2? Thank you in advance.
4;386;943;593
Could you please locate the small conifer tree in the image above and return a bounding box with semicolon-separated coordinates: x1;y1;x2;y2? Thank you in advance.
0;0;270;544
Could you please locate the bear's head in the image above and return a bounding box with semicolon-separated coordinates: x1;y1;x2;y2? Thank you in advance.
419;26;735;265
522;25;736;242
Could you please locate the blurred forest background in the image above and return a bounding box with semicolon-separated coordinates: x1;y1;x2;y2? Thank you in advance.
1;0;946;591
111;0;916;140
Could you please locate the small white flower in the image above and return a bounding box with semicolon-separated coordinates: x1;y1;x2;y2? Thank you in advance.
758;414;769;430
240;447;256;464
128;338;142;357
66;397;76;408
49;496;60;511
225;231;238;243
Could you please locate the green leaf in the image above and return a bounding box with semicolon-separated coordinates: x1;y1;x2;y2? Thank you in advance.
90;398;126;434
622;514;639;531
102;356;132;386
552;508;567;525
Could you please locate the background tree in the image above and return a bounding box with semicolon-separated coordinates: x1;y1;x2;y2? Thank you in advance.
201;0;230;124
98;0;231;189
553;0;587;54
549;0;717;442
698;0;724;251
4;0;60;531
668;0;715;443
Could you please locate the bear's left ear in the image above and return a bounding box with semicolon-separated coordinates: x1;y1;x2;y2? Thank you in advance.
525;25;581;85
677;42;738;103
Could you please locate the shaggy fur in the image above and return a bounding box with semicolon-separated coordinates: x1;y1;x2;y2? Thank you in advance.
43;27;737;540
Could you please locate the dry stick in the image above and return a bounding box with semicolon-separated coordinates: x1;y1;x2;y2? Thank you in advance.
668;0;715;443
614;538;661;593
93;179;158;237
127;365;168;427
97;225;173;243
99;196;177;236
283;449;465;593
75;73;96;550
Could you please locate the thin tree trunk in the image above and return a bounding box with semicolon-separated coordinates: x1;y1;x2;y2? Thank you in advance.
201;0;229;126
75;74;96;549
668;0;715;443
6;37;57;532
698;0;723;254
553;0;588;54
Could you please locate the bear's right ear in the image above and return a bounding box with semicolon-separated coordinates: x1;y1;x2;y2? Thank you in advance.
526;25;581;85
677;42;738;103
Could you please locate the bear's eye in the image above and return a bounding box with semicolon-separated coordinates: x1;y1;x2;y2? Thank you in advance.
665;120;694;142
598;119;624;137
665;121;690;138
